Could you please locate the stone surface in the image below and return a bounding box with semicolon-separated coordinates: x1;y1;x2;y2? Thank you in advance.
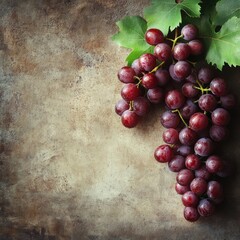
0;0;240;239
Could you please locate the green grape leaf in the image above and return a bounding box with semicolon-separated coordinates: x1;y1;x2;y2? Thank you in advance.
144;0;202;35
214;0;240;26
200;16;240;70
112;16;150;65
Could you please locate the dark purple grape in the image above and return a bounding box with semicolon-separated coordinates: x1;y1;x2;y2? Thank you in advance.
155;69;170;86
198;199;215;217
115;99;129;116
206;155;223;173
168;155;185;172
182;83;199;98
131;59;144;76
209;125;228;142
185;154;201;170
189;112;209;131
142;73;158;89
174;61;191;80
207;181;223;199
154;144;174;163
145;28;164;45
118;66;136;83
175;183;190;195
220;94;236;110
210;78;228;96
177;169;194;186
180;100;198;120
165;89;185;109
181;24;198;41
133;97;150;116
121;83;141;101
161;110;181;128
147;87;164;104
198;94;217;112
195;165;211;181
139;53;156;72
194;138;214;157
176;145;193;157
182;191;199;207
186;69;197;83
184;207;200;222
198;67;214;84
163;128;179;144
154;43;172;61
179;128;198;146
188;40;204;56
211;108;230;126
121;110;139;128
173;43;191;61
169;64;183;82
190;177;207;195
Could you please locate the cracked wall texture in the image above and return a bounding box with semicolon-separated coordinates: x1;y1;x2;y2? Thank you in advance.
0;0;240;239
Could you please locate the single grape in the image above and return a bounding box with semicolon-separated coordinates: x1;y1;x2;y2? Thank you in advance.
115;99;129;116
206;155;223;173
145;28;164;45
179;128;198;146
190;177;207;195
186;70;197;83
173;43;191;61
155;69;170;86
176;169;194;186
198;94;217;112
133;97;150;116
207;181;223;199
175;183;190;195
161;110;181;128
184;207;200;222
168;155;185;172
154;144;174;163
185;154;201;170
174;61;191;80
142;73;158;89
121;83;141;101
198;199;215;217
198;67;214;84
189;112;209;131
118;66;136;83
182;83;199;98
220;94;236;110
181;24;198;41
176;145;193;157
210;78;228;96
131;59;144;76
121;110;139;128
209;125;228;142
139;53;156;72
154;43;172;61
188;40;204;56
194;138;214;157
169;64;183;82
211;108;230;126
163;128;179;144
147;87;164;104
180;100;198;120
182;191;199;207
195;165;211;181
165;89;185;109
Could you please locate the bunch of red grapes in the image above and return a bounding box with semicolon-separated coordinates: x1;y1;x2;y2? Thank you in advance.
115;24;236;222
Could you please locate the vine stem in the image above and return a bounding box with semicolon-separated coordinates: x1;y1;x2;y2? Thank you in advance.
172;109;188;128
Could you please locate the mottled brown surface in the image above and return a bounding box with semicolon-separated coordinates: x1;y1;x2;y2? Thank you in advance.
0;0;240;239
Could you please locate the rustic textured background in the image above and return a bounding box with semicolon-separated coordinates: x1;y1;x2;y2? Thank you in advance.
0;0;240;239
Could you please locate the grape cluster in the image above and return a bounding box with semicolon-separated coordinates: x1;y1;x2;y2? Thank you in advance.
115;24;236;221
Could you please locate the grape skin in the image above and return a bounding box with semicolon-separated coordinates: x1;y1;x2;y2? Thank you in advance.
115;99;129;116
121;110;139;128
145;28;164;46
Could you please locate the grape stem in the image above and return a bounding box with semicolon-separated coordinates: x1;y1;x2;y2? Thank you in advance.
172;34;183;50
134;76;142;88
172;109;188;128
194;80;211;94
129;101;134;111
150;61;165;73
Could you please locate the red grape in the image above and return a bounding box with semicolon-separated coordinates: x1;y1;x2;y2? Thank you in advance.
121;83;141;101
145;28;164;46
115;99;129;116
154;145;174;163
121;110;139;128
